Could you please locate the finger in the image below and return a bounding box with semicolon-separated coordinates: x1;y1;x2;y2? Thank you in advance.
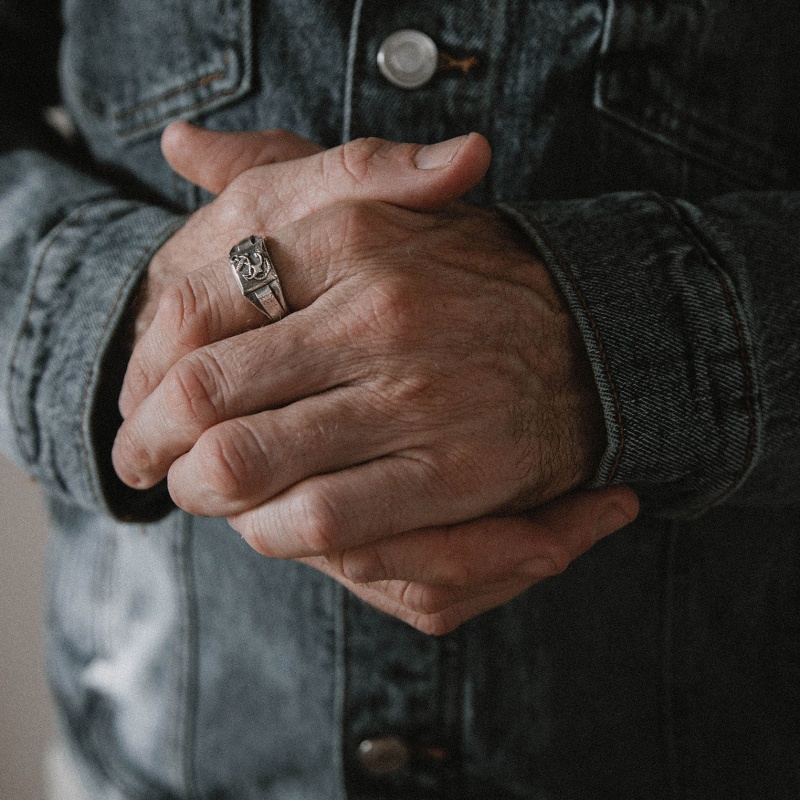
161;121;325;195
119;198;440;420
165;127;492;226
115;273;412;490
118;260;263;420
233;132;492;216
228;452;516;559
333;485;640;586
164;387;409;515
332;570;529;617
357;578;533;636
120;136;489;416
302;555;532;636
234;478;638;564
299;485;639;634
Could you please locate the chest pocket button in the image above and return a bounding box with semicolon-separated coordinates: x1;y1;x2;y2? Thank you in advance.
377;29;438;89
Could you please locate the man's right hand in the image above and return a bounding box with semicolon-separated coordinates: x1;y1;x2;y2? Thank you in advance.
127;121;491;355
129;125;324;344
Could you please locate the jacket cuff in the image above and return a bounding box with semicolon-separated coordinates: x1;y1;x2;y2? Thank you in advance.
8;195;184;520
499;193;762;518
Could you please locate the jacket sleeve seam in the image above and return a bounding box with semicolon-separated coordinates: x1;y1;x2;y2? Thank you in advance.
6;198;107;469
648;193;759;513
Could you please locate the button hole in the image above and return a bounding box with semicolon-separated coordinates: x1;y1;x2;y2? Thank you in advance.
438;51;480;75
417;745;450;762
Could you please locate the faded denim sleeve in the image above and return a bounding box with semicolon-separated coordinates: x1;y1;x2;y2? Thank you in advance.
501;192;800;518
0;1;179;519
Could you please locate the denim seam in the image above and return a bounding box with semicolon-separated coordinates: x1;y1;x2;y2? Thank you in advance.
438;631;465;800
483;0;500;200
498;204;626;484
113;58;230;121
339;587;353;796
333;580;348;800
113;0;252;141
79;526;124;795
594;0;784;189
116;78;243;139
649;194;759;512
77;527;157;797
342;0;365;143
482;0;498;113
593;95;770;191
179;513;201;799
660;522;680;800
6;194;113;468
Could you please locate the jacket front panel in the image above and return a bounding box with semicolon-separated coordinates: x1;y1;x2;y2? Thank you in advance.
59;0;800;208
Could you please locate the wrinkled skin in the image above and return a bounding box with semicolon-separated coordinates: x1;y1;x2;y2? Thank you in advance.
113;123;638;634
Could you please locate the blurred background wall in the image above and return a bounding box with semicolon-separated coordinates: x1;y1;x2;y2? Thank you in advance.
1;455;55;800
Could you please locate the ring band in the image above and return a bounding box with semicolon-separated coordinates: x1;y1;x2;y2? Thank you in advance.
228;235;289;322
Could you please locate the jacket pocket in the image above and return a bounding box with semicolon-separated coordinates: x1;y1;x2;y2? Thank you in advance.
60;0;252;143
594;0;800;190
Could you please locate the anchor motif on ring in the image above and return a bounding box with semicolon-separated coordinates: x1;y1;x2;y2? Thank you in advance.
232;252;268;281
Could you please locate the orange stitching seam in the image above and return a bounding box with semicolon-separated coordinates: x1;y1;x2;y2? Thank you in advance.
114;55;231;121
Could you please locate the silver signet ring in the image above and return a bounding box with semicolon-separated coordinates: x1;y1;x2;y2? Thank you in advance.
228;235;289;322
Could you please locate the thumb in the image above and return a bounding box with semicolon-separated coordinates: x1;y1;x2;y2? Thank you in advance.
164;123;493;215
161;121;325;194
231;133;493;217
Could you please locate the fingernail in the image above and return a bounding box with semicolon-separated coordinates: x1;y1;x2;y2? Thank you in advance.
595;505;633;541
414;135;469;169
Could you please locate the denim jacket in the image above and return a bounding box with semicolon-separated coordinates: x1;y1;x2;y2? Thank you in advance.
1;1;799;798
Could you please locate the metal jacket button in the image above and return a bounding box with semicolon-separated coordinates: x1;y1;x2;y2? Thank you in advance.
357;736;411;775
377;29;438;89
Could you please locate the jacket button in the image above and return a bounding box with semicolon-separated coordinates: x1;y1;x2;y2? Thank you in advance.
377;30;438;89
356;736;411;775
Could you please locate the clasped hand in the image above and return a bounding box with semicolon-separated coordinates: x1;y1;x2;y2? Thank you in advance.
112;123;638;634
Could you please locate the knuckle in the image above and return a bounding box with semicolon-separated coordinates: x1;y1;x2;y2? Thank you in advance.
229;514;271;557
158;277;214;350
157;279;189;319
541;545;571;577
318;199;405;276
333;137;385;185
122;356;154;407
361;279;417;336
162;352;228;430
295;489;349;555
335;199;387;249
193;421;262;501
158;278;194;327
215;181;254;226
345;281;425;363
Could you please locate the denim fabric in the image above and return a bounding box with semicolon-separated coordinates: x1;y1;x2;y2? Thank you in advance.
1;1;800;798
